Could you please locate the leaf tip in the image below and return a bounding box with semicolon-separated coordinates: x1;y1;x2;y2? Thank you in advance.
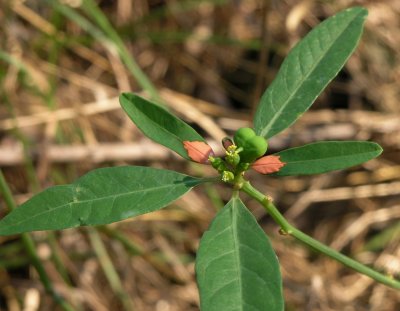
183;141;213;163
252;155;286;174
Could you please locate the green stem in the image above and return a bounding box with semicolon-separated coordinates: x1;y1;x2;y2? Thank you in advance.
0;170;76;311
241;180;400;290
87;228;136;311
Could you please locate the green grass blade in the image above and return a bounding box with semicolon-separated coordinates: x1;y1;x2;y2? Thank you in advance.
196;196;284;311
120;93;206;160
79;0;159;99
0;166;205;235
47;0;159;100
254;7;367;139
363;222;400;252
274;141;382;176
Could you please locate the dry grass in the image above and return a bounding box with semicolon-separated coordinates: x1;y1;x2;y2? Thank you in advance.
0;0;400;310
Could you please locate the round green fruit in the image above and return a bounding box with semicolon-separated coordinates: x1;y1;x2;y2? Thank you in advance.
233;127;256;148
241;136;268;162
233;127;268;163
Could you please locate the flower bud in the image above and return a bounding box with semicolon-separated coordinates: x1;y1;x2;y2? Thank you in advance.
216;162;228;173
209;156;222;169
237;162;250;172
221;171;235;182
226;152;240;166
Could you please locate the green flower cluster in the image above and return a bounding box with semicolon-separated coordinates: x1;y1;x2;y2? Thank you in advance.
209;128;268;182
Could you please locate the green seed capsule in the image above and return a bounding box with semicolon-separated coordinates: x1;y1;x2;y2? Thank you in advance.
244;136;268;161
233;127;268;163
233;127;256;148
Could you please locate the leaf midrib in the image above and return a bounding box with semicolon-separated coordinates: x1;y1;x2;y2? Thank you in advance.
231;198;244;311
259;10;363;138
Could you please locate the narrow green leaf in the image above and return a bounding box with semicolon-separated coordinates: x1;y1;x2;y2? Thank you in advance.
274;141;382;176
120;93;206;160
196;197;283;311
0;166;204;235
254;7;367;139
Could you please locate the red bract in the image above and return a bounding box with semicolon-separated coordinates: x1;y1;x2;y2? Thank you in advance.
252;155;286;174
183;141;214;164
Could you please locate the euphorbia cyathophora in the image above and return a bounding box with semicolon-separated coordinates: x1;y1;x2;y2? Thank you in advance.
183;127;286;182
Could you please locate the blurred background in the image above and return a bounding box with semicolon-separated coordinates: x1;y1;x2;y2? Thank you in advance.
1;0;400;310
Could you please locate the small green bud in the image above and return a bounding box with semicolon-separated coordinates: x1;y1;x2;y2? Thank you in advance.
226;152;240;166
224;144;240;166
209;156;222;169
226;144;237;153
216;162;228;173
237;162;250;172
221;171;235;182
209;157;229;173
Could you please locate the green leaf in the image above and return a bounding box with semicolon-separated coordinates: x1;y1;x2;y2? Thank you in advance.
196;197;283;311
254;7;367;139
0;166;204;235
274;141;382;176
120;93;206;160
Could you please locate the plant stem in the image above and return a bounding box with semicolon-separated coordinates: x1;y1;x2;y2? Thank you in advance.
241;180;400;290
0;170;76;311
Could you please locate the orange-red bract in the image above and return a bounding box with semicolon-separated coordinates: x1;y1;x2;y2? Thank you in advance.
252;155;286;174
183;141;213;164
